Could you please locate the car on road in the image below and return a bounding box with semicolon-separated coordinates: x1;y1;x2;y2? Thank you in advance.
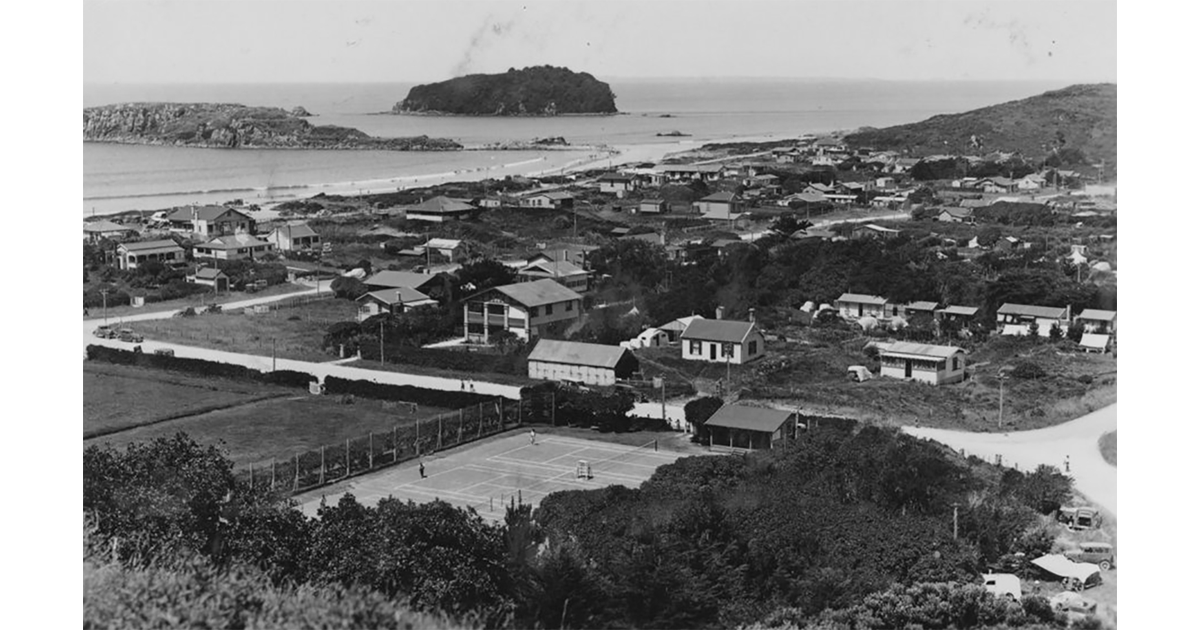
117;328;144;343
1065;542;1115;571
92;325;117;339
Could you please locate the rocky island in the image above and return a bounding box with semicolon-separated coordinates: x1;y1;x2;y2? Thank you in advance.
83;103;462;150
393;65;617;116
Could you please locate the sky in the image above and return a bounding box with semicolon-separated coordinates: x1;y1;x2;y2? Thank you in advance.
83;0;1116;84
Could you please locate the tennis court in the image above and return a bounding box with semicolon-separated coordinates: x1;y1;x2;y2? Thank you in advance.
296;430;687;521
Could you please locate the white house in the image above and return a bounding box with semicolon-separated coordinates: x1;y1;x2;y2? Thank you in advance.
680;318;765;364
193;233;276;261
115;239;186;271
356;287;439;321
597;173;638;195
527;339;640;387
996;303;1071;337
265;223;321;251
462;278;583;342
1075;309;1117;334
622;327;669;350
836;293;891;320
879;342;967;385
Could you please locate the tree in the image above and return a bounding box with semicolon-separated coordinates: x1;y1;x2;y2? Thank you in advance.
1048;323;1063;340
455;258;517;298
685;396;724;443
331;276;368;300
1066;320;1085;343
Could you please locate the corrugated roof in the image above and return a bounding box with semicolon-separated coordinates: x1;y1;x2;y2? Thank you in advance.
166;205;248;222
938;305;979;316
700;191;739;202
704;403;793;432
273;223;318;239
997;303;1068;319
119;239;182;252
882;342;964;359
408;196;475;214
659;315;704;332
193;267;226;279
84;220;134;232
528;339;631;369
906;301;940;312
365;270;436;290
358;287;433;305
521;259;588;277
491;278;582;307
202;233;271;249
837;293;888;305
426;238;461;250
681;318;756;343
1079;333;1111;350
1076;309;1116;321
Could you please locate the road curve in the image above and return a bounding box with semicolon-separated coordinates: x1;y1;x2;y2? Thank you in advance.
903;404;1117;515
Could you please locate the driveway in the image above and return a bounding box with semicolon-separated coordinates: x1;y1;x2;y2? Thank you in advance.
903;404;1117;515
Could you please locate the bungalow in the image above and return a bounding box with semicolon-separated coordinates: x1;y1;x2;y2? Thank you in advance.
116;239;185;271
993;236;1026;252
825;193;859;205
936;207;976;224
658;315;705;343
597;173;638;195
462;278;583;342
1017;174;1046;190
936;305;979;327
996;303;1071;337
680;317;765;364
656;163;724;182
638;198;667;214
879;342;967;385
903;301;941;324
193;233;276;261
265;223;321;251
425;238;464;262
703;403;797;450
804;183;837;195
980;177;1018;194
520;191;575;210
405;196;477;222
356;287;439;321
693;191;743;220
518;257;591;293
165;205;255;237
527;339;640;387
363;270;442;294
836;293;890;320
851;224;900;240
1075;309;1117;334
186;267;230;292
83;219;139;242
622;327;670;350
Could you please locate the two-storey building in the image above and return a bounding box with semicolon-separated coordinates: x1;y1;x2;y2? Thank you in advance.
462;278;583;342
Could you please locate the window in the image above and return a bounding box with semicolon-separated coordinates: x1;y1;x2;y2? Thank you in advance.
722;343;734;357
689;340;701;355
529;305;538;317
566;301;573;311
748;340;758;355
545;303;554;315
952;356;960;371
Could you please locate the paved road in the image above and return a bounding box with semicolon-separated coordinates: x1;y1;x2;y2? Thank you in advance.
904;404;1117;515
82;279;524;400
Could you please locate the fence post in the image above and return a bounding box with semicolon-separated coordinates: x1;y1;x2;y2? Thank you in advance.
368;432;374;469
478;403;484;430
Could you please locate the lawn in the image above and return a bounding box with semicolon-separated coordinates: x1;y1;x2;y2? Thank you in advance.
87;282;312;320
133;297;359;362
86;392;456;467
1098;430;1116;466
83;363;290;438
342;358;537;387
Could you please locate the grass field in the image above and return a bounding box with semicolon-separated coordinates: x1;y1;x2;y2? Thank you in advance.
1098;431;1117;466
87;282;311;320
342;358;537;387
86;389;455;466
295;430;691;522
133;297;358;362
83;363;290;438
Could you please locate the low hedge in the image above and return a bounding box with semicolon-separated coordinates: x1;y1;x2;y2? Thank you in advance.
85;345;314;389
360;344;529;376
323;375;496;408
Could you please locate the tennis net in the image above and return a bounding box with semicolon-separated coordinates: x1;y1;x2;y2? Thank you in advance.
584;439;659;478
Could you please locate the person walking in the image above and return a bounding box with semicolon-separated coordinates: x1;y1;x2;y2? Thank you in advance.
418;460;426;479
529;428;536;445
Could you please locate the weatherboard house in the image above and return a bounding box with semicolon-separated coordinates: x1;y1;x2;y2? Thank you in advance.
879;342;967;385
527;339;640;387
996;303;1071;337
702;403;798;450
680;317;765;364
463;278;583;342
1074;309;1117;334
836;293;891;320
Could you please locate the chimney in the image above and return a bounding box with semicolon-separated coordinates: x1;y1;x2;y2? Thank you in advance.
715;306;724;320
749;308;756;323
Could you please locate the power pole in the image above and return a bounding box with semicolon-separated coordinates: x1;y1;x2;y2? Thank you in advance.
953;504;960;539
100;289;109;325
998;372;1005;429
379;319;385;364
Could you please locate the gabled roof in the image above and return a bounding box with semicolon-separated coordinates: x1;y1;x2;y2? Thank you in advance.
856;224;900;234
520;259;588;277
681;318;757;344
271;223;318;239
882;342;964;359
837;293;888;305
905;301;940;312
166;205;250;222
1076;309;1117;321
483;278;582;308
118;239;183;252
703;403;793;432
408;196;475;214
84;220;135;233
938;207;975;218
528;339;631;369
426;238;462;250
364;270;437;290
700;191;739;202
997;303;1068;319
938;305;979;317
201;233;271;249
528;191;575;201
659;315;704;333
193;267;227;279
598;172;636;182
358;287;433;306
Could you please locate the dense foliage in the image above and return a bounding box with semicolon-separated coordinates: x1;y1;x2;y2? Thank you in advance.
396;66;618;115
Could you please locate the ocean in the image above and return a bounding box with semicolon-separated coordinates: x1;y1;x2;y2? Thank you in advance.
83;79;1067;216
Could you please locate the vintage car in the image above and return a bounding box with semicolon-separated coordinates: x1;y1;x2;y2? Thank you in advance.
1065;542;1115;571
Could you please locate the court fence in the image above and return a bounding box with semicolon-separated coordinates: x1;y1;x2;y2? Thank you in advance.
236;396;523;496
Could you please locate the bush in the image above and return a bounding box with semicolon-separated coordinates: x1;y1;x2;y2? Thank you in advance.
323;375;497;408
361;345;530;376
1010;361;1047;380
86;345;315;390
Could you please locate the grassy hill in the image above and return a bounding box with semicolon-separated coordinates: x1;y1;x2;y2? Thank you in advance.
844;83;1116;168
394;65;618;115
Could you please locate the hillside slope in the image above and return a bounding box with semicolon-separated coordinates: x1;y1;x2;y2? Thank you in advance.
844;84;1116;167
84;102;462;150
394;65;617;115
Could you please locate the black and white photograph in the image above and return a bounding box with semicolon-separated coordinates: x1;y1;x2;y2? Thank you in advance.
65;0;1135;627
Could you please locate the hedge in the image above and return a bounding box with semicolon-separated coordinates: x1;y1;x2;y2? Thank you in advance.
359;344;529;376
85;345;314;389
323;375;496;408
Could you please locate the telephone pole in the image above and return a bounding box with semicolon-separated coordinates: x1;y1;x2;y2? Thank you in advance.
100;289;109;325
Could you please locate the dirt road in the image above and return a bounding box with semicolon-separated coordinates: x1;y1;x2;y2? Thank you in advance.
904;404;1117;515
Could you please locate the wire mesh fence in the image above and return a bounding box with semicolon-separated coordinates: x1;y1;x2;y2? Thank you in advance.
237;397;522;495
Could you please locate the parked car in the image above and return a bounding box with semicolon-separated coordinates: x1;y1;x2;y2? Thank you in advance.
1050;591;1098;615
153;348;175;357
981;573;1021;601
1057;506;1100;530
117;328;144;343
1065;542;1115;571
92;325;117;339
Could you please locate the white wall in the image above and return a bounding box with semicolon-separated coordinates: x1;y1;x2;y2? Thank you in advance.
528;361;615;386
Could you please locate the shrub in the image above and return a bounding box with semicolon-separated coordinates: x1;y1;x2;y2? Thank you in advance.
1010;361;1047;380
323;375;497;408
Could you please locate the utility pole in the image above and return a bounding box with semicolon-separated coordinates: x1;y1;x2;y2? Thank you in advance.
953;504;960;539
100;289;109;325
998;371;1006;430
379;319;385;364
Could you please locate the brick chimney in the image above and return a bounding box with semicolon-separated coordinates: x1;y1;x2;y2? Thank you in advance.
715;306;724;320
749;308;756;323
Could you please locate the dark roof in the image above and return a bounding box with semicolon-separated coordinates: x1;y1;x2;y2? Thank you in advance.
193;267;227;280
166;205;249;222
598;173;636;182
487;278;582;307
520;259;588;277
997;303;1068;319
681;319;757;343
118;239;182;252
528;339;631;369
704;404;794;433
620;232;663;245
364;270;438;290
882;342;964;359
640;198;666;205
272;223;318;239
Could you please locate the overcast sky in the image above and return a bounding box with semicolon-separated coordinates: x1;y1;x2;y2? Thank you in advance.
83;0;1116;84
